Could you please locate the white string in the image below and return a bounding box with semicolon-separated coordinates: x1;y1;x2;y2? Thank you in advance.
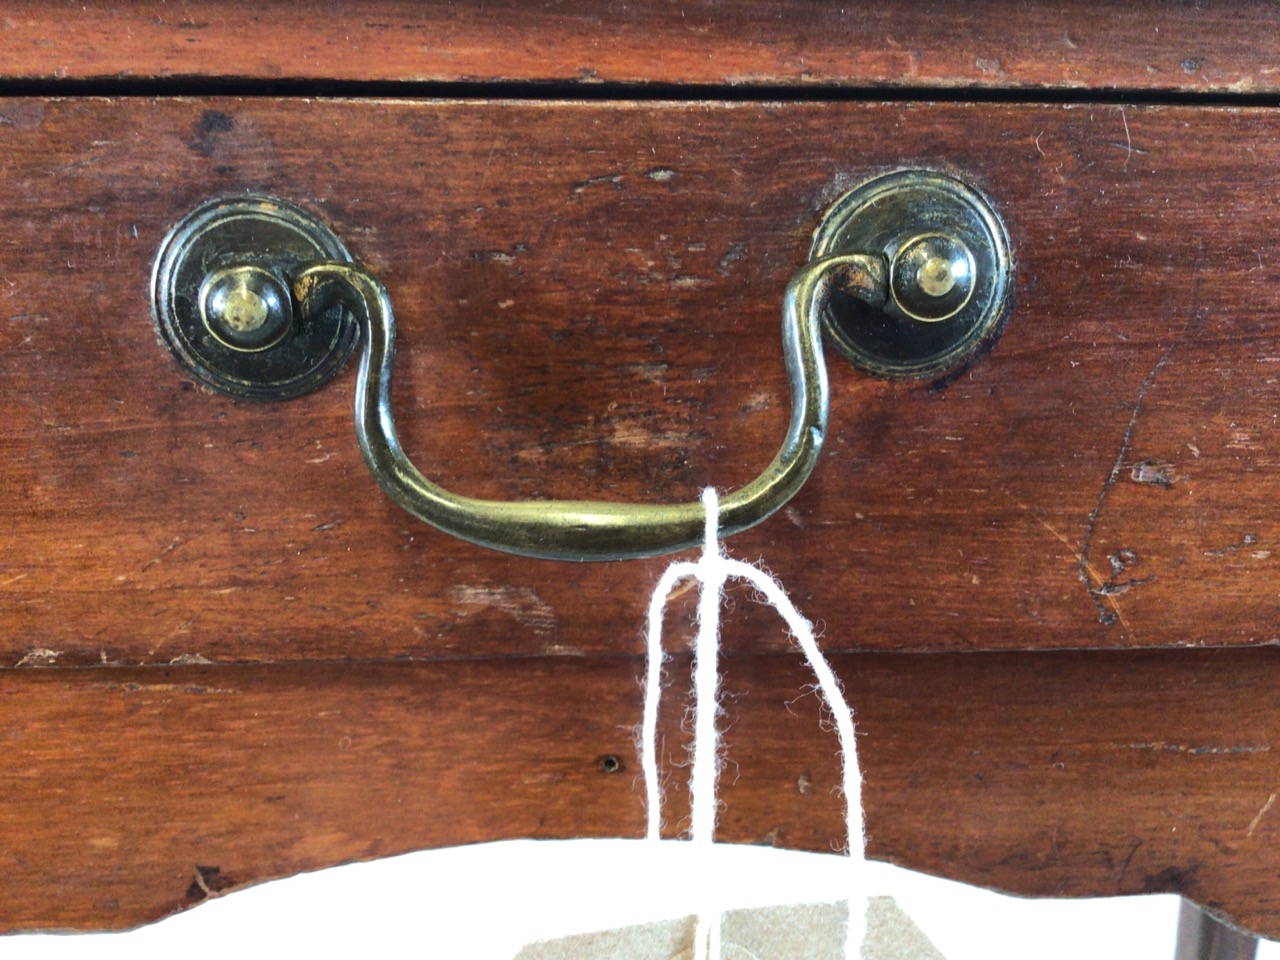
690;492;728;849
642;557;699;841
640;488;867;959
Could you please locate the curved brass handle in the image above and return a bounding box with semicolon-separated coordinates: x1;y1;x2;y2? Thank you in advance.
154;175;1010;562
291;255;886;562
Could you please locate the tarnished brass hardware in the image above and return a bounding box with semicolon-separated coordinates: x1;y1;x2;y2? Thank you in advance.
288;254;882;561
200;265;294;352
890;232;975;323
813;170;1013;379
153;175;1003;560
151;197;358;400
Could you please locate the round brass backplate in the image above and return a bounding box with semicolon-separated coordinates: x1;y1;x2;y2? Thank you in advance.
812;170;1013;380
151;196;357;400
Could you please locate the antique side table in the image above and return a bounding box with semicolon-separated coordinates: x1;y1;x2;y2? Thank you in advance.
2;4;1279;956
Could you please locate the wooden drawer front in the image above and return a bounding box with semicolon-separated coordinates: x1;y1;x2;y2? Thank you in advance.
7;652;1280;935
8;95;1280;939
4;98;1280;661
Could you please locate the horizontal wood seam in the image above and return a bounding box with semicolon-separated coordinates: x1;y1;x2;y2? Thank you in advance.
1;645;1275;674
2;77;1280;107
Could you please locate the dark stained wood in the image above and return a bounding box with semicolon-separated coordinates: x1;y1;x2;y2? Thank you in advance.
8;90;1280;942
2;99;1280;661
4;649;1280;938
2;0;1278;945
0;1;1276;93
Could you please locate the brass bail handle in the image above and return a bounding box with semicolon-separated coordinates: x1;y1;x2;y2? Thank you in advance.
150;174;1011;561
287;255;882;561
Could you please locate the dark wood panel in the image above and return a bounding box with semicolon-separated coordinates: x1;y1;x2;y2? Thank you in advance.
0;0;1275;93
5;98;1280;661
3;650;1280;938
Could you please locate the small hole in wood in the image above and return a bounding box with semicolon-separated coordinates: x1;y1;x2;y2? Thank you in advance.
599;754;623;774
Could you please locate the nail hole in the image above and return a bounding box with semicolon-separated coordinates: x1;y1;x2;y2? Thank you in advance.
599;754;623;774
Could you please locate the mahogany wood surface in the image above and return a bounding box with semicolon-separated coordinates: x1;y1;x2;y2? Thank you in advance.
2;98;1280;662
0;1;1276;94
5;650;1280;937
6;90;1280;938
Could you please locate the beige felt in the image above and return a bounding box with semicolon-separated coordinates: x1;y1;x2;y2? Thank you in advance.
514;897;947;959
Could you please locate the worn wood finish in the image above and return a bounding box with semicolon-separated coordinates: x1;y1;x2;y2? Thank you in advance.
0;1;1275;93
8;93;1280;941
4;649;1280;937
3;98;1280;661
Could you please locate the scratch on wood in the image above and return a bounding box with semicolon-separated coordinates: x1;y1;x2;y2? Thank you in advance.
570;173;623;196
1079;259;1206;627
1126;742;1270;756
141;537;187;572
95;682;239;695
169;653;214;665
1116;839;1143;881
1248;792;1277;838
609;420;704;449
1120;107;1133;169
1205;534;1258;558
663;576;700;606
1130;458;1176;487
15;647;61;667
1103;140;1149;157
1000;491;1125;626
450;584;558;633
1098;549;1156;597
716;240;748;276
187;864;223;901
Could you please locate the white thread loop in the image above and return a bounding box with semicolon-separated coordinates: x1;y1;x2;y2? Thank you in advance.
640;488;867;959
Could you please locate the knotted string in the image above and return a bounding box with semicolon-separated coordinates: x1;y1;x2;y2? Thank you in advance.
641;488;867;959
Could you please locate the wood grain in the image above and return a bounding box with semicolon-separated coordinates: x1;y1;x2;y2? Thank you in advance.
2;98;1280;661
8;96;1280;937
4;649;1280;937
0;0;1275;94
